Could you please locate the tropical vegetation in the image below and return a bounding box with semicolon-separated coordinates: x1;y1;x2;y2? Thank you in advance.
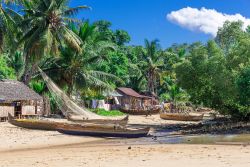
0;1;249;120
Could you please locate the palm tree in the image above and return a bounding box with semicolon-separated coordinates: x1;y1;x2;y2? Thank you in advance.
6;51;24;79
4;0;90;84
40;22;121;96
141;39;165;95
0;2;22;52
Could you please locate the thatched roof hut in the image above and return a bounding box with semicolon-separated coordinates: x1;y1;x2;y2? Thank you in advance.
0;80;43;119
0;80;42;101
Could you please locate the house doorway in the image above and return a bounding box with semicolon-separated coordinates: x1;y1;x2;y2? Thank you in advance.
14;101;22;117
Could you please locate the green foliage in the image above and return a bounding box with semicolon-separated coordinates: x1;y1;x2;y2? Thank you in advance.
91;108;125;116
237;67;250;106
6;51;24;79
160;84;189;104
41;21;120;96
114;30;131;46
0;55;16;79
176;21;250;120
29;80;46;94
46;92;59;114
1;1;249;121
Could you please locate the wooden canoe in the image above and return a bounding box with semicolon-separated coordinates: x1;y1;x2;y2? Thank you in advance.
8;113;62;131
160;113;204;121
120;107;160;115
67;114;129;126
57;123;150;138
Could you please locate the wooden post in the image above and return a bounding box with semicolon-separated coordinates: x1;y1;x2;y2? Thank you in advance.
43;95;51;116
35;100;38;115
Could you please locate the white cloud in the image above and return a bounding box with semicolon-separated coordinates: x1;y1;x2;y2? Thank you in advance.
167;7;250;37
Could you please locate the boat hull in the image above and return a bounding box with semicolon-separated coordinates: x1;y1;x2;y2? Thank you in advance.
160;113;204;121
67;115;129;126
57;123;150;138
8;114;60;131
120;108;160;115
57;128;149;138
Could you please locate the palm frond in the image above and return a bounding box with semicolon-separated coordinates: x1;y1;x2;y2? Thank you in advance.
61;27;82;53
63;6;90;16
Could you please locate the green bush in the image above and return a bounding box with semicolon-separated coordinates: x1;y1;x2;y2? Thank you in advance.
91;108;125;116
0;56;16;80
237;67;250;106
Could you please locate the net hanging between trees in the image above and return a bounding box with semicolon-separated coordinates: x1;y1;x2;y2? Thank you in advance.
38;68;127;121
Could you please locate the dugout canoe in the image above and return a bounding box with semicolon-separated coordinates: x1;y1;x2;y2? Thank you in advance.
67;114;129;126
160;113;204;121
120;107;160;115
8;113;61;131
57;123;150;138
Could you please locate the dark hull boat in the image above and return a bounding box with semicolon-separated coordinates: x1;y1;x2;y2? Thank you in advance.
160;113;204;122
57;123;150;138
120;107;160;115
8;113;61;131
67;114;129;126
9;114;150;138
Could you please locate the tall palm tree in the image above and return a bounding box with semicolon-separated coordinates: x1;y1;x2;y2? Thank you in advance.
4;0;90;84
141;39;164;95
40;22;121;96
0;2;22;52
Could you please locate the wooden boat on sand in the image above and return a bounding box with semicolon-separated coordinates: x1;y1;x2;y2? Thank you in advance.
120;107;160;115
67;114;129;126
8;113;61;131
160;112;204;121
8;114;149;138
57;123;150;138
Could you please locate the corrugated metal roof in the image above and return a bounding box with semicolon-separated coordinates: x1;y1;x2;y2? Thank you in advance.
116;87;152;99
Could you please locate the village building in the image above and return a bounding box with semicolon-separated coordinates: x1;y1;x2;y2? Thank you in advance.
0;80;43;120
116;87;154;110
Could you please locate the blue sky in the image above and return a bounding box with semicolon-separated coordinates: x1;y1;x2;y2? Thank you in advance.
70;0;250;48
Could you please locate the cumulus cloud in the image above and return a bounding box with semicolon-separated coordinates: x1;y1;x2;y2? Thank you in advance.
167;7;250;37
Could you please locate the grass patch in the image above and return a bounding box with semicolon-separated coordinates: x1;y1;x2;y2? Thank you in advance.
90;108;125;116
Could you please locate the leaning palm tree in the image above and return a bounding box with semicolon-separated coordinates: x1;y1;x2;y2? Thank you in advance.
141;39;165;95
10;0;90;84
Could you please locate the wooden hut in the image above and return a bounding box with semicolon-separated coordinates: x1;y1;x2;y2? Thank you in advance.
0;80;43;120
116;87;153;110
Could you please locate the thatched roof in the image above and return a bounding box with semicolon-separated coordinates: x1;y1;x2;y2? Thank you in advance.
0;80;42;101
116;87;151;99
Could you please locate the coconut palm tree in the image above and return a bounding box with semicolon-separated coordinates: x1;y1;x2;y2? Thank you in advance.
40;21;121;96
141;39;165;95
4;0;90;84
0;2;22;52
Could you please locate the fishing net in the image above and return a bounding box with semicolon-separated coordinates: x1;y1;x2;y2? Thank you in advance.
38;68;127;120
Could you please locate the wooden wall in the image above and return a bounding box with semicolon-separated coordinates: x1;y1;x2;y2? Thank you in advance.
0;100;43;118
0;104;14;118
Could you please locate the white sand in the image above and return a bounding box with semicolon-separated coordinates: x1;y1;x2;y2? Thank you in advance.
0;144;249;167
0;115;194;151
1;115;249;167
0;122;103;151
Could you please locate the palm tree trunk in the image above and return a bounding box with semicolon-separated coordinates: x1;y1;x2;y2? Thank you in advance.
21;61;37;85
66;77;74;97
148;69;156;95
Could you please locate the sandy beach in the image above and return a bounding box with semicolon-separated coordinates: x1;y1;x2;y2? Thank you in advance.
1;115;250;167
0;115;193;151
1;142;250;167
